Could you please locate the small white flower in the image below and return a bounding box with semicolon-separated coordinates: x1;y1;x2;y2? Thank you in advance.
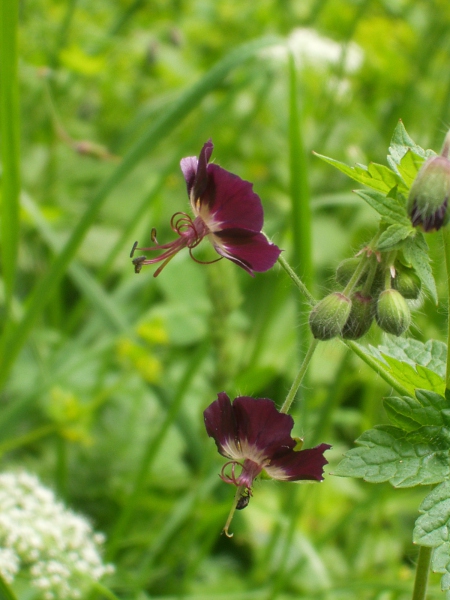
264;27;364;73
0;471;114;599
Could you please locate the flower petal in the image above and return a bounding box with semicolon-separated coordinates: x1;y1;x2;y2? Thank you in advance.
232;397;296;458
266;443;331;482
180;140;214;198
201;164;264;232
211;230;281;275
204;392;240;459
180;156;198;194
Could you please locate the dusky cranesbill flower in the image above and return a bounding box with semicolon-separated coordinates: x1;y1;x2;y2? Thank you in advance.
131;140;281;277
204;392;330;504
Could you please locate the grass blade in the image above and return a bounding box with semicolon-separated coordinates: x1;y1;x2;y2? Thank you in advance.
288;52;312;291
0;35;281;389
0;0;20;313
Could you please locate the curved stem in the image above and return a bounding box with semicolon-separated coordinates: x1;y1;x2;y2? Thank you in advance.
281;339;319;414
277;254;315;306
222;484;246;538
411;545;432;600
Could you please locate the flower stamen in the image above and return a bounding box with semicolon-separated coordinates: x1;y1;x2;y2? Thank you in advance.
220;461;245;486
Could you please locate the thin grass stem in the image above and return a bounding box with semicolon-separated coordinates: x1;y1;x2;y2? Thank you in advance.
0;0;20;314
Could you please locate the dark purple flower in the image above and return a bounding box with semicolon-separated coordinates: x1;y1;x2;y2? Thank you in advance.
204;393;331;495
131;140;281;276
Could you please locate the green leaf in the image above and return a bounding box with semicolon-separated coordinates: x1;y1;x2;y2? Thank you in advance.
431;544;450;598
366;339;445;396
334;425;450;486
396;149;426;188
414;481;450;546
414;483;450;599
381;356;444;396
353;189;410;225
313;152;402;194
376;223;413;251
375;337;447;378
384;390;447;432
402;234;438;303
387;120;433;171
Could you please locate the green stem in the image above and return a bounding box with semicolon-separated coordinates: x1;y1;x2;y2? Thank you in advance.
280;339;319;414
361;257;378;295
222;485;246;538
342;255;370;296
411;545;432;600
344;339;412;398
277;254;315;305
442;227;450;391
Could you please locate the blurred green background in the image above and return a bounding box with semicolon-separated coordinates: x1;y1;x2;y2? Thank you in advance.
3;0;450;598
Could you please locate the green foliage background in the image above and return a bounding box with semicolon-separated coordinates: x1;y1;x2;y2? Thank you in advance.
3;0;450;598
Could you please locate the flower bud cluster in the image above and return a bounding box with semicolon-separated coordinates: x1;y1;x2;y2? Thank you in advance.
0;472;114;599
309;252;420;340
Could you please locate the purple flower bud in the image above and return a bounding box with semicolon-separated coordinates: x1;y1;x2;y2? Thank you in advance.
375;289;411;336
341;292;374;340
407;131;450;232
309;292;352;340
392;266;421;300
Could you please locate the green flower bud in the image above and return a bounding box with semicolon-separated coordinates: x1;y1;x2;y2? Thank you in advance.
407;131;450;232
341;292;374;340
392;266;421;300
309;292;352;340
335;258;365;287
375;289;411;336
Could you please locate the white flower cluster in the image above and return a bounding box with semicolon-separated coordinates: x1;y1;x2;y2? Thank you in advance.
266;27;364;73
0;472;114;599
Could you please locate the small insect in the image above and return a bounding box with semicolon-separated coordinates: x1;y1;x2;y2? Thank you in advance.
236;490;251;510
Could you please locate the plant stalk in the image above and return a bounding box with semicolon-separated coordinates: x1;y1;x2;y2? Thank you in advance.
281;339;319;414
277;254;315;305
411;545;432;600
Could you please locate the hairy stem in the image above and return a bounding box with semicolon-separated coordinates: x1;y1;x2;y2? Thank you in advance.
277;254;315;306
281;339;319;414
411;545;432;600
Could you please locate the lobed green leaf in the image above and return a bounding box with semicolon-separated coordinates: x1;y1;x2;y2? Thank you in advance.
384;390;448;432
375;337;447;378
353;189;410;226
402;235;438;303
387;120;433;171
376;223;413;251
414;482;450;598
380;356;444;396
313;152;402;194
334;425;450;486
396;149;426;188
